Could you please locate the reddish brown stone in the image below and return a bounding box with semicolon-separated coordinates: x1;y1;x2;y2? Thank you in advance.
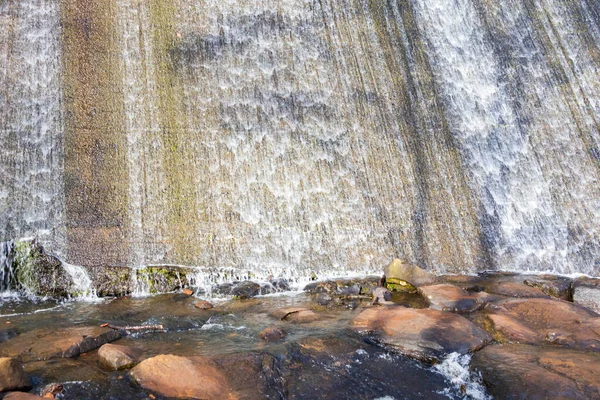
259;327;287;341
194;300;214;309
472;344;600;399
130;354;234;399
2;393;42;400
0;327;121;361
98;344;142;370
0;358;30;392
352;306;491;362
418;284;496;312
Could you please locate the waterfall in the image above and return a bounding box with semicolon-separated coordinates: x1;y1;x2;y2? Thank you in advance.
1;0;599;276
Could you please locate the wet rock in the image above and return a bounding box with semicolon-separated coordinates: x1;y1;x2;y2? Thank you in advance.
0;328;18;343
315;292;333;305
130;354;232;399
573;277;600;314
98;344;142;370
267;278;291;292
232;281;261;299
352;306;491;363
304;276;380;296
194;300;214;309
40;383;63;398
259;327;287;341
0;327;121;361
88;267;132;297
282;336;451;399
484;298;600;350
485;280;549;298
418;284;496;312
0;357;30;392
182;288;193;296
384;259;435;289
269;307;323;323
523;275;572;300
371;287;392;305
212;352;283;398
2;393;42;400
472;344;600;399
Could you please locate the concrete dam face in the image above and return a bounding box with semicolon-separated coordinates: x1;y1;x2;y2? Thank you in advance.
1;0;600;276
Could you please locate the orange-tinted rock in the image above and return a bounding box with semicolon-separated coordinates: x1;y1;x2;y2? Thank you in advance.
130;354;234;399
0;358;30;392
472;344;600;400
418;284;496;312
0;327;121;361
2;393;42;400
484;298;600;350
259;327;287;341
182;288;194;296
486;281;549;298
194;300;214;310
98;343;142;370
523;275;572;300
351;306;491;362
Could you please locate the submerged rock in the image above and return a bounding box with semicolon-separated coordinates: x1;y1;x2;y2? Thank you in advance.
98;343;142;370
0;357;30;392
194;300;215;309
384;259;436;289
484;298;600;350
418;284;496;312
259;327;287;341
130;354;232;399
2;393;42;400
371;287;393;305
269;307;324;323
352;306;491;363
0;327;121;361
573;277;600;315
304;276;380;296
472;344;600;399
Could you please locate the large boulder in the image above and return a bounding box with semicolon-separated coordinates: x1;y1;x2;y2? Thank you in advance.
98;343;142;370
384;259;436;289
573;277;600;315
418;284;496;312
130;354;232;399
351;306;491;363
472;344;600;399
484;298;600;350
0;357;30;392
523;275;573;300
0;327;121;361
2;393;41;400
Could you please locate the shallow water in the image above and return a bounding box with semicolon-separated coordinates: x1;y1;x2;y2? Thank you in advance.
0;293;488;399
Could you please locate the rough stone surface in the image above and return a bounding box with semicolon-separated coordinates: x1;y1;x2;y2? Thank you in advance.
0;327;121;361
573;277;600;315
0;357;30;392
2;393;41;400
384;259;436;288
98;343;142;370
371;287;393;305
472;344;600;400
259;327;287;341
484;298;600;350
352;306;491;362
88;266;132;297
130;354;233;399
304;276;380;296
484;280;549;298
523;275;573;300
418;284;496;312
232;281;261;299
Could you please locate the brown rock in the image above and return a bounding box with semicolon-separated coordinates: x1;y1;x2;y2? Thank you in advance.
259;327;287;341
269;307;323;323
212;352;282;398
130;354;234;399
98;344;142;370
2;393;42;400
384;259;436;288
484;298;600;350
418;284;496;312
0;357;30;392
183;288;194;296
194;300;214;309
351;306;491;363
472;344;600;399
486;280;549;298
0;327;121;361
523;275;572;300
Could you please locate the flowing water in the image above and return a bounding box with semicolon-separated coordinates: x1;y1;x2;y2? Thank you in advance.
1;1;600;274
